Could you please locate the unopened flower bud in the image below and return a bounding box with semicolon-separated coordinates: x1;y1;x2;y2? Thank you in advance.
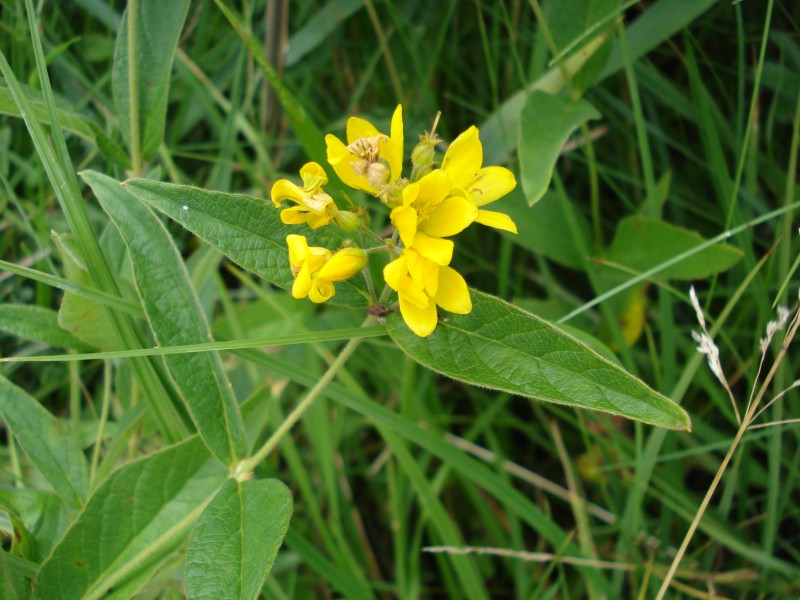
411;136;437;169
333;210;361;231
410;129;441;181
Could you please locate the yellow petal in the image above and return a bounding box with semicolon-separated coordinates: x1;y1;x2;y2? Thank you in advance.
390;105;404;151
303;192;332;212
292;262;312;299
305;247;332;274
416;169;451;206
411;231;453;266
402;181;420;207
383;256;429;308
286;234;309;269
304;211;334;229
346;116;380;143
326;134;376;193
317;248;366;281
381;140;403;182
391;205;417;248
308;279;336;303
442;125;482;188
407;249;440;297
270;179;306;207
434;266;472;314
475;209;518;233
299;162;328;190
399;293;438;337
404;248;424;286
421;195;478;238
386;105;404;179
383;255;408;292
280;206;310;226
469;166;516;206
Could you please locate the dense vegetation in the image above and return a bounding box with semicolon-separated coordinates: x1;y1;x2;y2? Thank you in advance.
1;0;799;598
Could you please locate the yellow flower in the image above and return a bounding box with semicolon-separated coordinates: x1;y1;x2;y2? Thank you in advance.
271;162;336;229
325;105;404;195
441;125;518;233
390;169;477;265
287;234;366;303
383;248;471;337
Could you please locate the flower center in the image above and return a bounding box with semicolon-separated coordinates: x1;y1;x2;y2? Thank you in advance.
346;135;384;162
415;198;435;223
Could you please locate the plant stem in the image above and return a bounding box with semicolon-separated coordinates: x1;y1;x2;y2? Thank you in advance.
235;323;368;476
89;360;113;488
127;0;143;175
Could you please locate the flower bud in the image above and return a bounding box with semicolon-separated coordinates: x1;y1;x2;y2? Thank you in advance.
410;131;441;181
411;136;436;169
333;210;361;231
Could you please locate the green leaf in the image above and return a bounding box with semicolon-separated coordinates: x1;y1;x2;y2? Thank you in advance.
2;5;189;445
480;31;607;166
285;0;364;67
0;375;89;511
598;0;717;82
33;438;227;600
605;216;743;280
123;178;369;308
387;291;690;430
0;83;94;141
544;0;621;56
83;171;247;467
0;84;131;169
0;489;68;563
0;304;88;351
519;91;601;206
0;550;31;600
185;479;293;600
513;298;621;365
112;0;190;161
496;188;591;270
53;233;122;351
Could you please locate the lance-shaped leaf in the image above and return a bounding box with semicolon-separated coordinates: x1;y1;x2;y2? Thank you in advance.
0;375;89;512
387;291;690;430
480;32;607;166
519;91;601;206
112;0;190;161
54;233;123;351
0;304;88;351
83;171;246;466
0;549;31;600
33;438;227;600
604;216;743;280
123;178;368;308
185;479;292;599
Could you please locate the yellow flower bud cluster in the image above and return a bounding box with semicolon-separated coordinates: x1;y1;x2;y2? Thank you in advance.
270;105;517;336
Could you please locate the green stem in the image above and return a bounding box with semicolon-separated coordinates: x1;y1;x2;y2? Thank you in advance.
127;0;143;175
89;360;113;488
235;324;368;476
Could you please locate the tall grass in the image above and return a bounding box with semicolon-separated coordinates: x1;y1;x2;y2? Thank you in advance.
1;0;799;598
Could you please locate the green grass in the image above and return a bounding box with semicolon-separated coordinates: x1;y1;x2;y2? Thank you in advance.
2;0;800;598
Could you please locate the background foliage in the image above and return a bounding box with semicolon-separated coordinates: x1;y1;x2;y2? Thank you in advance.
1;0;800;598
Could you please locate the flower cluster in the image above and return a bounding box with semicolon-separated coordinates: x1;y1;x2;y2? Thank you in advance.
270;105;517;337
